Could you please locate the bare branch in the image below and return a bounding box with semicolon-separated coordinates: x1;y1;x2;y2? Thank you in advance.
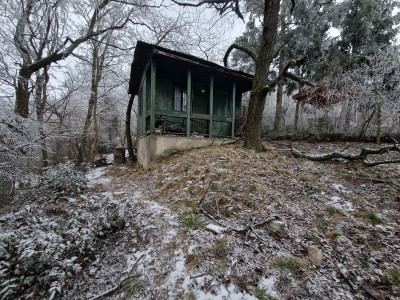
223;43;257;67
283;72;317;87
260;56;315;95
172;0;244;19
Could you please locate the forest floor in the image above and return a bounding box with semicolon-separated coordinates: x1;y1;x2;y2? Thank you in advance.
64;140;400;300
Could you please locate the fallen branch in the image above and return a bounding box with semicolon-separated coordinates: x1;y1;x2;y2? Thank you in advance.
291;143;400;167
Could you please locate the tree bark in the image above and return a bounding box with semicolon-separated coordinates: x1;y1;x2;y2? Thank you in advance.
294;100;300;130
244;0;281;152
90;89;99;166
34;67;50;167
15;68;33;118
126;94;136;163
274;1;287;132
376;100;382;145
79;46;98;164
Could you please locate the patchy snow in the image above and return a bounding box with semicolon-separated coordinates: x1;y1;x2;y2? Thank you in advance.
61;141;400;299
85;167;107;187
258;276;280;298
332;183;349;193
194;284;258;300
329;195;355;211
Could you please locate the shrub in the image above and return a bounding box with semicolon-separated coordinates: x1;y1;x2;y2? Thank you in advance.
20;161;87;201
0;192;128;299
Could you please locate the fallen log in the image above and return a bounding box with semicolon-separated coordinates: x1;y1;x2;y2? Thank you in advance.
291;143;400;167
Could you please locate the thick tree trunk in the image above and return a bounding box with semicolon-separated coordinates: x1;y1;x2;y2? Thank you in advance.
244;0;281;152
15;68;33;118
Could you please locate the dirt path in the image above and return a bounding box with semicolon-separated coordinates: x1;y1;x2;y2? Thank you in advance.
65;166;261;299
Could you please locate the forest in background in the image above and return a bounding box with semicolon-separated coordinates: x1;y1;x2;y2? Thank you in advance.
1;1;400;299
1;0;399;171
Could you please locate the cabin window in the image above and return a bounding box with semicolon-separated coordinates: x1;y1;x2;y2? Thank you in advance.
174;87;187;112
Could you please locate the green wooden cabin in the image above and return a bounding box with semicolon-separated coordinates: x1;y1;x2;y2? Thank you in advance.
129;41;253;140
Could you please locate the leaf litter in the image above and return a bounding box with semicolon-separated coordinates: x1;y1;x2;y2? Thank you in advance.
32;141;400;299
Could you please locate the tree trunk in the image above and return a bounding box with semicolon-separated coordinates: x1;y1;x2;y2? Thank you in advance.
35;67;50;167
274;83;284;131
376;101;382;145
15;68;33;118
126;94;136;163
294;100;300;130
359;109;376;139
274;2;286;132
90;91;99;166
79;37;109;164
244;0;281;152
344;97;353;134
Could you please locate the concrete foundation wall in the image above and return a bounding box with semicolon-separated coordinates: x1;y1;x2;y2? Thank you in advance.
137;135;234;170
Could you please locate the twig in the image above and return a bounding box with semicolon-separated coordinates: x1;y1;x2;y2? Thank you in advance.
190;272;207;279
197;181;212;205
252;216;279;229
338;268;356;291
361;286;380;300
249;226;267;245
89;254;145;300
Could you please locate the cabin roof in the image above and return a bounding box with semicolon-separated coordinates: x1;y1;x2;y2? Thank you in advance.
129;41;254;96
292;83;344;107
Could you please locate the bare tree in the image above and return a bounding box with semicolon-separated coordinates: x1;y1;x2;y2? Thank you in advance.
11;0;137;118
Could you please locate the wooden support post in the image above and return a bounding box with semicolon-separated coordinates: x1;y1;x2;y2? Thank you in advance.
209;75;214;138
186;68;192;137
150;58;156;132
231;82;236;139
142;77;147;134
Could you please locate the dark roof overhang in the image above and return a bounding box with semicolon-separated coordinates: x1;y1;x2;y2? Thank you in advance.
129;41;254;96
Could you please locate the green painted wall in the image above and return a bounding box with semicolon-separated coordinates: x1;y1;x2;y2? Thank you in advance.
137;60;243;138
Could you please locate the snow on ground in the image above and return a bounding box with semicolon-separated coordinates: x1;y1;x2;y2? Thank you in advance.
65;141;400;299
85;167;108;187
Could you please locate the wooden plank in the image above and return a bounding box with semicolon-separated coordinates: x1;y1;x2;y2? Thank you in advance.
186;68;192;136
154;110;211;120
192;113;211;120
209;75;214;138
232;81;236;139
213;116;232;122
150;58;156;132
155;110;187;118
